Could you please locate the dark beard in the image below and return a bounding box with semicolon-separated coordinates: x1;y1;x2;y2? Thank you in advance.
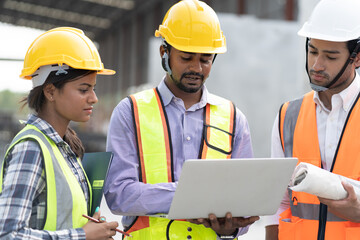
173;72;204;93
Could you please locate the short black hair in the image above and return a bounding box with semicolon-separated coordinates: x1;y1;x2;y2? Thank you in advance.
347;39;360;54
163;40;172;52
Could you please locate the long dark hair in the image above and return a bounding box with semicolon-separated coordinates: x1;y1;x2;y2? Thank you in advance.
22;67;95;158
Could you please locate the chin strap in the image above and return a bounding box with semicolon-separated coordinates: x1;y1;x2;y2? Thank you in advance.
305;38;360;92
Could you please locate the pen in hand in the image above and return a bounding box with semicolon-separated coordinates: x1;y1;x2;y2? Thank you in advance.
82;214;132;237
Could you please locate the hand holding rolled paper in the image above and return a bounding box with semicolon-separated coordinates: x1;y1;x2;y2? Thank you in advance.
289;162;360;200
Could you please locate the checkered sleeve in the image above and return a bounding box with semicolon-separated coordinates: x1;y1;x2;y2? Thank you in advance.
0;140;86;239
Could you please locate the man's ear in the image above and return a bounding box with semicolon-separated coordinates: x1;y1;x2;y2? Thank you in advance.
354;52;360;68
43;84;56;102
160;44;166;58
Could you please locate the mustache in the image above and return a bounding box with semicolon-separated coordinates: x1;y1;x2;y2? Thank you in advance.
309;69;330;79
180;72;204;81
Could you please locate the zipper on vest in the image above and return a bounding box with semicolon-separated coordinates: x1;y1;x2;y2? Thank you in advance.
317;203;327;240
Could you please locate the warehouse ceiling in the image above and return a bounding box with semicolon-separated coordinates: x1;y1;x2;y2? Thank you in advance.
0;0;149;40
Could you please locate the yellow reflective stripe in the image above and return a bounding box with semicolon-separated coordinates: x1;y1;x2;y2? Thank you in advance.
131;89;171;184
25;125;88;229
1;125;88;230
24;125;87;229
203;100;234;159
0;128;57;229
0;165;2;192
1;126;58;230
38;137;58;231
127;218;218;239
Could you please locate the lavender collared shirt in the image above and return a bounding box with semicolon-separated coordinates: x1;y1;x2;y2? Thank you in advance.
104;79;254;233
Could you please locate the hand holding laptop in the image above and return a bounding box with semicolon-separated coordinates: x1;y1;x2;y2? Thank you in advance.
187;212;259;237
158;158;298;220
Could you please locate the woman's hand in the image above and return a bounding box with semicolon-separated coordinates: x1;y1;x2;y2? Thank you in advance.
83;210;119;240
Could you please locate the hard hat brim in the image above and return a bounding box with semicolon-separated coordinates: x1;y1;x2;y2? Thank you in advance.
98;69;116;75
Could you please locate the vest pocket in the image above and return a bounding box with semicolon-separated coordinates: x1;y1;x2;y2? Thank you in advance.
279;216;317;240
279;218;296;239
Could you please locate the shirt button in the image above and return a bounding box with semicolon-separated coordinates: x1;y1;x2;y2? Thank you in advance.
187;236;192;239
186;136;191;141
187;227;192;232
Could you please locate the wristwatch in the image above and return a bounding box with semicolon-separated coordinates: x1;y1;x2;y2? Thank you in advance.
218;235;235;239
217;229;238;239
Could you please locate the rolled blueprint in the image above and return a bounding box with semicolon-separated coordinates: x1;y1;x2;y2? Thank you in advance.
289;162;360;200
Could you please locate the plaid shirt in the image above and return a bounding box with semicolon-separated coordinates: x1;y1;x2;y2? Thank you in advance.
0;114;89;239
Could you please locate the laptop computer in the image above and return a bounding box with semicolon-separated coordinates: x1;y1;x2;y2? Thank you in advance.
82;152;113;215
149;157;298;220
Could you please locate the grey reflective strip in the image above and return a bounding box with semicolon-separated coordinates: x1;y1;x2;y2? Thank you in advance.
283;98;303;157
289;189;346;222
11;128;74;229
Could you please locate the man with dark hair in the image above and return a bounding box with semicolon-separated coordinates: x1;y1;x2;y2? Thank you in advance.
266;0;360;239
104;0;258;239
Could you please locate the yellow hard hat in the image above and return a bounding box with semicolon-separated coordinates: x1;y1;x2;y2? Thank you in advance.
20;27;115;79
155;0;226;54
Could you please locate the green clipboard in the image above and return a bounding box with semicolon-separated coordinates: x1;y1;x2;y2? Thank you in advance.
82;152;113;215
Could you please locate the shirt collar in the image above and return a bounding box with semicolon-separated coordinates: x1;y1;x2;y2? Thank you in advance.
157;77;223;108
313;71;360;112
26;114;65;144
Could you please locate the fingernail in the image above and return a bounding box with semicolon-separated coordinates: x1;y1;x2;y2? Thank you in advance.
100;217;106;221
95;206;100;213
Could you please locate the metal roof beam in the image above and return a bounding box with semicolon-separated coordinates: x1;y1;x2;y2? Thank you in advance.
4;0;111;29
81;0;135;10
0;14;96;38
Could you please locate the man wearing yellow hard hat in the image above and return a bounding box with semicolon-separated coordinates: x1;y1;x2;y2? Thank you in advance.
266;0;360;239
104;0;258;239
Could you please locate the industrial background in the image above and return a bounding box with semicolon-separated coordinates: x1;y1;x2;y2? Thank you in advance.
0;0;303;156
0;1;320;238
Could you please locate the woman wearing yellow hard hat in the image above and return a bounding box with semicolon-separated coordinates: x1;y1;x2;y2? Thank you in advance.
0;27;118;239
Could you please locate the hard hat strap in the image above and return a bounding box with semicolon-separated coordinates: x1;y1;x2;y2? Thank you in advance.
212;54;217;64
161;41;173;77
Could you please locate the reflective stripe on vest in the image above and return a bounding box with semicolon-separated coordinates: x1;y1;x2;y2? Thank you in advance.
200;97;235;159
0;124;91;230
126;88;235;239
129;88;173;184
279;91;360;240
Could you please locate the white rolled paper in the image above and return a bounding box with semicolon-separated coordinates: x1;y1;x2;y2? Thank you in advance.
289;162;360;200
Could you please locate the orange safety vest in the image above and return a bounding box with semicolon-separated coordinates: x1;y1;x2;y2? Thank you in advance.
125;88;236;239
278;91;360;240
